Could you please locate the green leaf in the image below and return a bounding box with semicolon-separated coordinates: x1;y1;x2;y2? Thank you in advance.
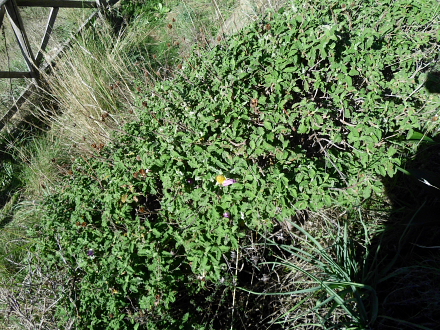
297;123;307;133
348;68;359;75
407;131;435;143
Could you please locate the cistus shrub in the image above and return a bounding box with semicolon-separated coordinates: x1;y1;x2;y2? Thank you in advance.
32;0;440;328
143;0;439;213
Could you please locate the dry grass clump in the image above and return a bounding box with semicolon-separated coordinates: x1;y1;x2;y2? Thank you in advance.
37;20;146;151
0;196;60;329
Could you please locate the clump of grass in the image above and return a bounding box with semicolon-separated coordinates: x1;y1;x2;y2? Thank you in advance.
39;22;139;148
37;7;186;152
0;241;75;330
0;133;69;282
0;133;76;330
0;193;23;277
12;135;72;196
240;211;379;328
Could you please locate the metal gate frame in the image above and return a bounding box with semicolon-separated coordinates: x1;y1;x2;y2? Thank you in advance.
0;0;120;131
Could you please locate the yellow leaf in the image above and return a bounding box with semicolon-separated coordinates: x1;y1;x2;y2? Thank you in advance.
121;194;128;203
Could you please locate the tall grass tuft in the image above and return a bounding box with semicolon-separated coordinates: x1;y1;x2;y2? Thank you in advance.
241;214;380;328
37;18;163;151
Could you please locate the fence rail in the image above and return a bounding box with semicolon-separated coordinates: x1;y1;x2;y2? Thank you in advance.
15;1;100;8
0;0;120;132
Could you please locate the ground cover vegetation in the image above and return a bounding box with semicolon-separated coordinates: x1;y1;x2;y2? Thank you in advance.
1;0;440;329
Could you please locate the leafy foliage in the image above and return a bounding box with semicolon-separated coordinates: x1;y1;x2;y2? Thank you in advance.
30;0;440;328
118;0;171;23
139;0;439;211
32;141;243;329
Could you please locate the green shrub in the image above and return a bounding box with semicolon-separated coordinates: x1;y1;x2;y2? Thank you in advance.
31;141;241;329
118;0;170;22
128;0;439;233
31;0;440;328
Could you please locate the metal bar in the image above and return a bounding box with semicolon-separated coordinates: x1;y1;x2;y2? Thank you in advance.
0;0;122;132
4;0;39;81
0;6;5;29
35;7;59;65
16;0;98;8
40;0;119;71
0;71;32;78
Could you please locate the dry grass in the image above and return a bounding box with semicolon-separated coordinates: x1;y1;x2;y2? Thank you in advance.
0;252;75;330
37;21;144;151
164;0;288;58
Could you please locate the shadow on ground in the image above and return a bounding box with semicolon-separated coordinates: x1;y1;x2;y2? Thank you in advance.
368;71;440;329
